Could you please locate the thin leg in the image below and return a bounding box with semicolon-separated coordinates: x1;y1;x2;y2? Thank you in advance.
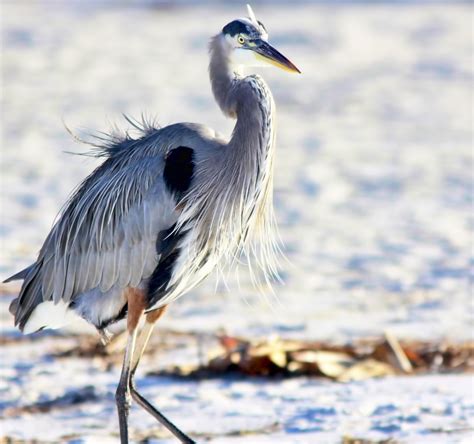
132;389;196;444
129;308;196;444
115;289;147;444
130;307;167;376
116;327;138;444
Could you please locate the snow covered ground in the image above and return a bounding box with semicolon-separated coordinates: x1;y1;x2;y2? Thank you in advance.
1;1;473;442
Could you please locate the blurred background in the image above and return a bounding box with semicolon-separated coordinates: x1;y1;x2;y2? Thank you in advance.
1;1;472;443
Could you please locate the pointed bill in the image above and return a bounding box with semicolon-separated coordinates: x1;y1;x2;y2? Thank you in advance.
253;40;301;74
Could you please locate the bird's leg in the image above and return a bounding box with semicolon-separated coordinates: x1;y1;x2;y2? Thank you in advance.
116;289;146;444
116;328;137;443
129;306;167;377
129;307;196;444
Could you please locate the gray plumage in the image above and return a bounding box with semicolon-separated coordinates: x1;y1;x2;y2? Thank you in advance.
6;16;299;333
5;7;301;443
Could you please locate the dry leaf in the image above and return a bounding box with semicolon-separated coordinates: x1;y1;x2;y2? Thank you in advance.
269;350;287;368
291;350;354;379
338;359;395;382
219;335;247;351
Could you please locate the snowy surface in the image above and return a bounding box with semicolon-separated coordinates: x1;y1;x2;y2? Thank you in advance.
1;1;473;443
1;329;473;443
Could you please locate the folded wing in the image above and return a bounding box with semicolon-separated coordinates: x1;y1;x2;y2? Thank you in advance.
8;137;178;331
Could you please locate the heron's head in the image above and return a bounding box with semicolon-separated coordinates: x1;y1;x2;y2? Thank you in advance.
221;5;301;74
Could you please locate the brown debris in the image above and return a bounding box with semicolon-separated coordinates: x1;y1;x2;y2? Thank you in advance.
342;437;398;444
150;334;474;380
337;359;396;382
289;350;354;378
8;327;472;381
382;330;413;373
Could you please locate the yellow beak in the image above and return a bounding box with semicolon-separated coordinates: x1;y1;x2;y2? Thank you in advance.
253;40;301;74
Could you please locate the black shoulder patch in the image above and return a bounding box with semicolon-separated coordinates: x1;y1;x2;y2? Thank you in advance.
163;146;194;199
223;20;250;37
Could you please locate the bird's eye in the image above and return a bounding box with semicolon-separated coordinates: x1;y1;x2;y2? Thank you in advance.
237;35;245;45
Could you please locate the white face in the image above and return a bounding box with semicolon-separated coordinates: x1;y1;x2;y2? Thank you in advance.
220;14;300;75
223;31;270;72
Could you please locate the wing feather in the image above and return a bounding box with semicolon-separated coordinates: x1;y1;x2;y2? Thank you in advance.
33;143;175;312
128;244;144;288
7;123;208;331
53;254;66;303
41;257;55;301
116;243;131;288
62;253;77;302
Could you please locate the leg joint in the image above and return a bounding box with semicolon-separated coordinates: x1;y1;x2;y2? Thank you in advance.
115;381;132;409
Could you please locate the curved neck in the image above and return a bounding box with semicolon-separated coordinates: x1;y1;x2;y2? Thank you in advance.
209;35;238;118
209;34;275;152
182;35;279;281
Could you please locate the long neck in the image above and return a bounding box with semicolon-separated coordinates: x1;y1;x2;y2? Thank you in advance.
207;35;277;258
208;35;275;153
209;35;237;118
176;36;280;287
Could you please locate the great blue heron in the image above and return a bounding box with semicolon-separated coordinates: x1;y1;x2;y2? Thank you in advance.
4;5;300;443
